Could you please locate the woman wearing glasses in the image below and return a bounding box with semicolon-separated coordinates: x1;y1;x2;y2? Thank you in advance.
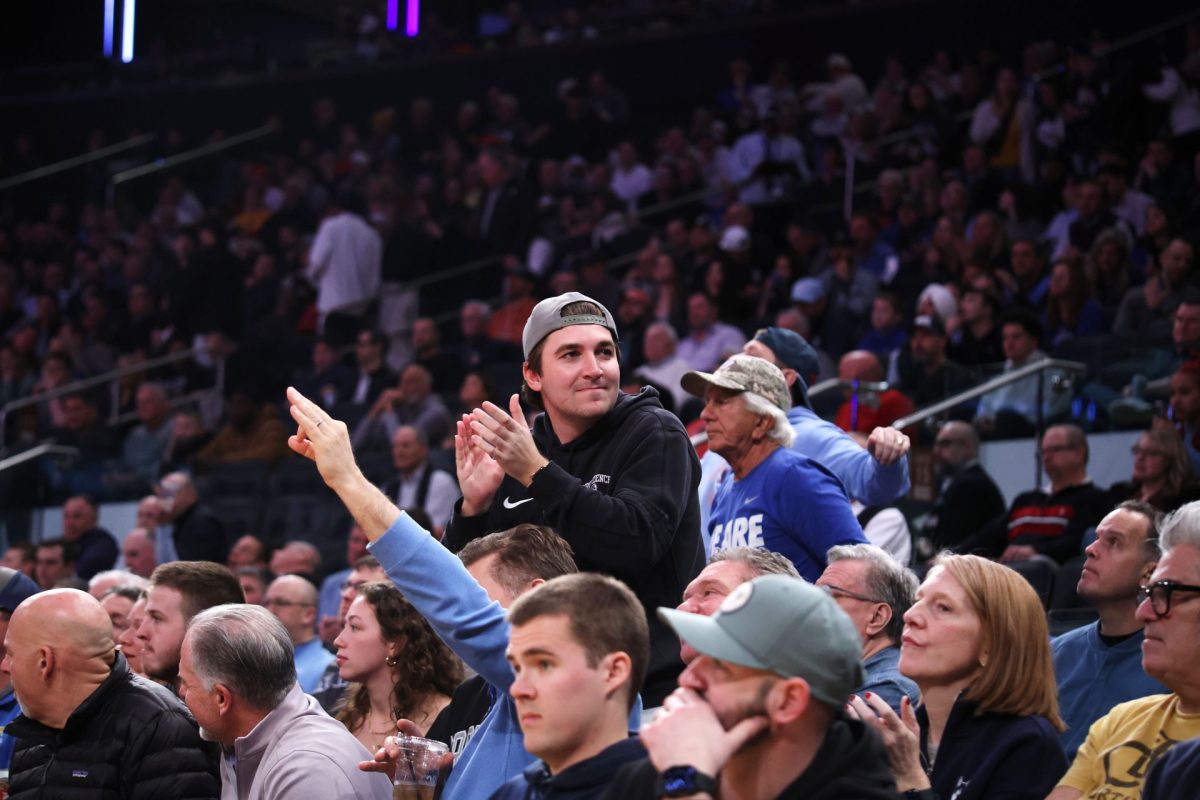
1108;427;1200;513
333;581;463;753
849;554;1067;800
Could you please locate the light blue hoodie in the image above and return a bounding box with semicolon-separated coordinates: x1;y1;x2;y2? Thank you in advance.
368;512;640;800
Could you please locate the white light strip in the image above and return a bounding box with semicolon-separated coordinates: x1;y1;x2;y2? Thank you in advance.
121;0;136;64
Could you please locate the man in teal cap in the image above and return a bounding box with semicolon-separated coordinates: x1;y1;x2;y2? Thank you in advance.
603;574;901;800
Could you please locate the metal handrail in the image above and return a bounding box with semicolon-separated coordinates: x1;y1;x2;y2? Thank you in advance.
1;348;201;416
110;122;276;186
889;357;1086;430
0;443;80;475
806;378;841;398
806;378;891;398
1031;8;1200;83
688;361;1087;450
111;387;221;426
0;133;157;191
0;347;225;457
396;253;504;293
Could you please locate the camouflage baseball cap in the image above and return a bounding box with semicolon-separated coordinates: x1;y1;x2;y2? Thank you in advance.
681;354;791;412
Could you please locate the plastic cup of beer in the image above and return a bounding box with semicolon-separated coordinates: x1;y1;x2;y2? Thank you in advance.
391;735;447;800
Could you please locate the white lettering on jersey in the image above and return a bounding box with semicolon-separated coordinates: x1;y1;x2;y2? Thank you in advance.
710;514;764;551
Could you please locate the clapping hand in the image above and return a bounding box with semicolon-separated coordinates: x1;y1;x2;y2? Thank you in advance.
468;395;549;488
454;414;505;517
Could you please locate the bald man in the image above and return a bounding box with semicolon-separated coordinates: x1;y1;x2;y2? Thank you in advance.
269;541;321;578
158;472;227;563
263;575;334;693
925;420;1005;551
2;589;220;798
833;350;914;433
121;528;157;579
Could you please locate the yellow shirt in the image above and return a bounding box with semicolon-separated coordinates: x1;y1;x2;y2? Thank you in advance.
1058;693;1200;799
991;110;1022;169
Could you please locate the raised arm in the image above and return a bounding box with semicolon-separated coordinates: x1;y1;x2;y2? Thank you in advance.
795;416;911;505
285;387;515;688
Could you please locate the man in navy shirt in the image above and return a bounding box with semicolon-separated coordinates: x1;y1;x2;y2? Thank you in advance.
683;355;867;580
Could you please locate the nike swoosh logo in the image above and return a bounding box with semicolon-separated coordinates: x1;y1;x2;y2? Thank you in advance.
503;497;534;509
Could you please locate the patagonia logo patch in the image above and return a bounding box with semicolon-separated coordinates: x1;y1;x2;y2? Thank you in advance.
72;770;89;778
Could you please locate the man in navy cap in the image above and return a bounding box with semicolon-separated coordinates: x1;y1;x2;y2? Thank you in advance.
698;327;910;517
0;566;39;770
891;315;975;411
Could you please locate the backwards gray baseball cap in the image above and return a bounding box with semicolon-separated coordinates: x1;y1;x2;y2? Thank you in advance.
521;291;619;360
659;574;864;707
681;354;792;413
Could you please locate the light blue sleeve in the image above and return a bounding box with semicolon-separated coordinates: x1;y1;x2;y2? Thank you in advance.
775;459;868;556
790;412;910;505
368;514;516;691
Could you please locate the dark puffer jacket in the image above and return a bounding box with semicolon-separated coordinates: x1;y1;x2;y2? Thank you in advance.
7;653;220;800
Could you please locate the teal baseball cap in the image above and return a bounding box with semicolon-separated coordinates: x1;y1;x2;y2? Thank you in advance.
659;574;864;707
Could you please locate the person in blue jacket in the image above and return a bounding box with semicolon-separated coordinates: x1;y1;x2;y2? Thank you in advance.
1052;502;1168;758
683;354;868;581
0;566;40;771
747;327;911;503
282;386;640;800
849;554;1068;800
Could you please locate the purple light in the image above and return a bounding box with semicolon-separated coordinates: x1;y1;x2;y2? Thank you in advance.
406;0;419;37
104;0;115;57
386;0;398;31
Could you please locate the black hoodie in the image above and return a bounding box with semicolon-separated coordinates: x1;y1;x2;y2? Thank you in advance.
443;387;704;706
491;736;647;800
601;717;902;800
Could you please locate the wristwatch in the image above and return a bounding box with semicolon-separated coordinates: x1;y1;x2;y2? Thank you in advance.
656;765;717;798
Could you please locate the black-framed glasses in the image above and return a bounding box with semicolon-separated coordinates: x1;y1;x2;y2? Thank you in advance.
820;584;885;605
1136;581;1200;616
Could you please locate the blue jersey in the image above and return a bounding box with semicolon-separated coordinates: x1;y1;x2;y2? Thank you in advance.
708;447;866;580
